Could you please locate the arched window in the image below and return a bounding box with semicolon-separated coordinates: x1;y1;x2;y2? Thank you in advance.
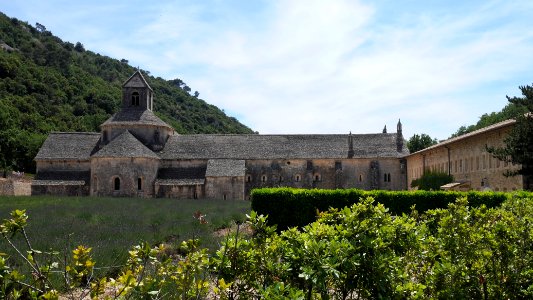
261;175;267;183
131;92;140;106
359;174;363;182
246;175;251;183
314;174;321;182
114;177;120;191
295;175;301;182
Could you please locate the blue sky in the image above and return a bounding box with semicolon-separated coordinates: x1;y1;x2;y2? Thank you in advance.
3;0;533;140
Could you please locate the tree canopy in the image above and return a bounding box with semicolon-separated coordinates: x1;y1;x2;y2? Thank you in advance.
486;84;533;190
0;12;253;173
406;133;438;153
451;102;528;138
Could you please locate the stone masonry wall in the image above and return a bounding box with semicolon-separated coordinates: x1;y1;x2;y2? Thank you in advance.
407;124;523;191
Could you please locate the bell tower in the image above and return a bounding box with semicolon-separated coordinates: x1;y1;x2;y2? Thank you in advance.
121;70;153;111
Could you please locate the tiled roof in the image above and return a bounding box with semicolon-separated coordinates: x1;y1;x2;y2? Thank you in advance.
34;132;100;160
32;180;86;186
159;133;408;160
123;70;153;90
206;159;245;177
92;130;159;159
155;179;205;186
101;108;172;128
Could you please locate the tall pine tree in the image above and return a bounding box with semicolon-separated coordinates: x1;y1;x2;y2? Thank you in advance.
487;84;533;190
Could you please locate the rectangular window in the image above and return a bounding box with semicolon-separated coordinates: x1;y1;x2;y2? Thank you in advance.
307;160;313;170
335;161;342;171
137;178;142;190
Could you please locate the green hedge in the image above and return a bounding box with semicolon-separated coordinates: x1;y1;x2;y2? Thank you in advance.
250;188;527;230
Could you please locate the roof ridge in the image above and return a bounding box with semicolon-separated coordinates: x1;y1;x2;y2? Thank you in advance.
92;130;159;159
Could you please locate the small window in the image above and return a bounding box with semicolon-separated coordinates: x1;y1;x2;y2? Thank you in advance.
314;174;321;182
261;175;267;183
307;160;313;170
114;177;120;191
137;178;142;190
131;92;140;106
359;174;363;182
388;173;391;182
286;161;291;165
335;161;342;171
295;175;301;182
246;175;251;183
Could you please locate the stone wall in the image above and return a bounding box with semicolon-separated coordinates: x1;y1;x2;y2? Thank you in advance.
0;179;31;196
244;158;407;198
155;183;205;198
406;122;523;191
90;157;159;197
31;183;89;196
205;176;244;200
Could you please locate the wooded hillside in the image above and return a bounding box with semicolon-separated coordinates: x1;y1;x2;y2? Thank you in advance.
0;12;253;173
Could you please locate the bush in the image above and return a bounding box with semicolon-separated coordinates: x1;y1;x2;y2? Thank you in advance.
251;188;515;230
411;171;453;190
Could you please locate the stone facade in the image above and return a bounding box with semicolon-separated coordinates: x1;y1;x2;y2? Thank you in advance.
32;71;410;199
406;120;524;191
0;178;31;196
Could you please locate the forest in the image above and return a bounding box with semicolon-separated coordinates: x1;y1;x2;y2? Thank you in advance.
0;12;253;173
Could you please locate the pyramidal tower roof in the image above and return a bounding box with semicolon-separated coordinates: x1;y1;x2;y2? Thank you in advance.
123;70;153;91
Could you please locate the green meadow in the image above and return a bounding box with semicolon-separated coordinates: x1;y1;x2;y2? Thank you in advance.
0;196;250;277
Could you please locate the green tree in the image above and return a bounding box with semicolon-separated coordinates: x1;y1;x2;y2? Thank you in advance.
407;133;438;153
411;171;453;190
487;84;533;190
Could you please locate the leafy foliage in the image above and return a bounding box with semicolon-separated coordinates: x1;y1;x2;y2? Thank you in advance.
407;133;437;153
0;12;253;173
2;194;533;299
451;101;528;138
411;170;454;190
251;187;510;230
486;84;533;190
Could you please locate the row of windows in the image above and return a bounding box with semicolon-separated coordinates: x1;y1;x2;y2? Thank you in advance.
247;174;374;183
416;155;512;177
247;174;308;183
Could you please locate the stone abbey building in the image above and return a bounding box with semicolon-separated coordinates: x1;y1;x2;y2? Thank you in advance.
32;71;410;199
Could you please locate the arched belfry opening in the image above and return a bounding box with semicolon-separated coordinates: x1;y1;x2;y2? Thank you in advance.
121;71;153;111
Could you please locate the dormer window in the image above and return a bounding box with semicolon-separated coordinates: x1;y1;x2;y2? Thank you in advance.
131;92;140;106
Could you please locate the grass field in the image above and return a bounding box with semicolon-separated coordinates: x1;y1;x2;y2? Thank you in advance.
0;196;250;278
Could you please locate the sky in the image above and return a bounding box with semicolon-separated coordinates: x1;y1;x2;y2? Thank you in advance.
2;0;533;140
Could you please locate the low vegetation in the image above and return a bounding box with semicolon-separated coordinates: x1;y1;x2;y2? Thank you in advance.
251;188;514;229
0;196;250;279
1;194;532;299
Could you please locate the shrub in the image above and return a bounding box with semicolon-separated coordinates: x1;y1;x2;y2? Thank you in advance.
251;188;514;229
